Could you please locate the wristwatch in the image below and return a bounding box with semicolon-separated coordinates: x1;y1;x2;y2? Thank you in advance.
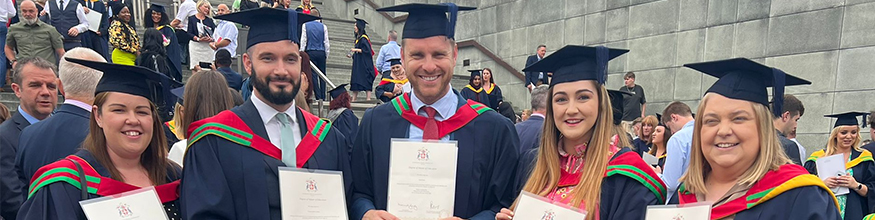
857;183;864;190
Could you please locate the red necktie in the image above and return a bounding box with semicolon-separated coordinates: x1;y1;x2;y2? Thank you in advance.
422;107;439;140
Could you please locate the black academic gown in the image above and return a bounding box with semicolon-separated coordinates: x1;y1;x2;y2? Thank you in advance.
460;86;489;105
483;84;502;110
803;150;875;220
350;91;520;220
180;100;351;220
632;138;651;157
331;108;359;155
374;82;397;103
667;184;840;219
158;25;183;82
17;150;182;220
350;34;376;92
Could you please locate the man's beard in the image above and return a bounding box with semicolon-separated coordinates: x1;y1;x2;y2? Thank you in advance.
23;17;38;25
251;65;300;105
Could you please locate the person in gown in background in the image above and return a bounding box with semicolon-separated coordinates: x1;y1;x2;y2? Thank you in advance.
460;69;489;104
348;18;376;102
481;67;503;110
326;84;358;155
143;3;183;82
804;112;875;220
373;58;406;103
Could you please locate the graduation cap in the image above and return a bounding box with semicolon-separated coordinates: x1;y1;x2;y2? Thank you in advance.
215;7;320;48
170;86;185;106
825;112;870;128
388;58;402;66
684;58;810;117
376;3;476;39
149;3;166;13
65;58;182;103
607;89;633;126
355;18;367;33
468;69;482;77
329;84;348;99
656;113;664;126
522;45;628;87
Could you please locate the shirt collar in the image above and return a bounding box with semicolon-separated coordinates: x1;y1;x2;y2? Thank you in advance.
64;99;92;112
251;93;297;125
531;113;545;119
17;106;41;124
410;88;457;120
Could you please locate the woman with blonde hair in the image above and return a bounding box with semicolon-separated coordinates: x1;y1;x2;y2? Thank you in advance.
633;115;658;156
670;58;839;219
186;0;216;70
498;45;665;220
804;112;874;219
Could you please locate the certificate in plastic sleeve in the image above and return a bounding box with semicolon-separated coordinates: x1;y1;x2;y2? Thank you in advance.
387;139;458;220
645;202;711;220
513;191;587;219
79;187;169;220
278;168;349;220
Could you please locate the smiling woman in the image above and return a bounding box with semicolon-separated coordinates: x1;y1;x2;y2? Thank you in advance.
672;58;840;220
17;59;184;220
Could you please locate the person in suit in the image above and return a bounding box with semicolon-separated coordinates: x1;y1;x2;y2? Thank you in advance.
516;84;548;153
772;94;805;164
0;57;59;220
180;9;351;220
16;48;105;192
523;44;548;92
80;0;109;59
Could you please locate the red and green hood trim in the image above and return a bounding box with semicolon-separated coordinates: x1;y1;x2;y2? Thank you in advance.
553;150;668;204
27;155;180;203
390;93;491;139
677;164;839;220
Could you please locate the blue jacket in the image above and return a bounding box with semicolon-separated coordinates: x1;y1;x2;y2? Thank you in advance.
514;114;544;154
218;67;243;91
523;55;548;86
16;104;90;189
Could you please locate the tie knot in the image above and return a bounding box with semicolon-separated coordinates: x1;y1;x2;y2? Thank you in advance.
275;113;291;125
423;106;437;119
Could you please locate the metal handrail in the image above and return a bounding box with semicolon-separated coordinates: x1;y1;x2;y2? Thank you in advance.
310;60;334;117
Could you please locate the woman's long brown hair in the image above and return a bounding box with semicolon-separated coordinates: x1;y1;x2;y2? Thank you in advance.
520;81;615;218
83;92;171;185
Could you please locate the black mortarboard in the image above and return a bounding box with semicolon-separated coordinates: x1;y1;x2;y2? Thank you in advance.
656;113;664;126
607;89;633;125
522;45;628;87
684;58;810;117
388;58;402;66
468;69;482;78
825;112;870;128
215;8;320;48
355;18;367;33
171;86;185;106
376;3;476;39
329;84;348;99
149;3;166;13
65;58;182;103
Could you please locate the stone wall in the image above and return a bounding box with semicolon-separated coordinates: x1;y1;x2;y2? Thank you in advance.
334;0;875;152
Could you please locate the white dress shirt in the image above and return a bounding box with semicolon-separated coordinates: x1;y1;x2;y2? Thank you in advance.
175;0;197;30
42;0;89;33
251;93;302;149
407;89;458;141
0;0;16;23
212;19;238;56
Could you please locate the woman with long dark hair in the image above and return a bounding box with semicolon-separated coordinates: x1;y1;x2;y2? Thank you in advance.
143;3;183;82
348;18;376;102
498;46;665;220
460;69;489;104
17;59;183;220
136;28;172;79
647;124;671;170
108;1;139;65
481;68;503;110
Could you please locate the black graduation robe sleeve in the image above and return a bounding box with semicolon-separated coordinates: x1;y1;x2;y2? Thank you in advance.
803;160;818;175
471;118;521;220
736;185;840;219
180;136;237;219
599;174;660;220
488;86;503;110
374;82;395;103
514;148;538;195
860;161;875;214
334;110;359;155
350;109;377;219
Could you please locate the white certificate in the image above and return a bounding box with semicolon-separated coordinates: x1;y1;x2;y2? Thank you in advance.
79;187;169;220
816;153;849;195
645;203;711;220
387;139;458;220
85;10;102;32
278;168;349;220
513;192;586;219
642;153;659;166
